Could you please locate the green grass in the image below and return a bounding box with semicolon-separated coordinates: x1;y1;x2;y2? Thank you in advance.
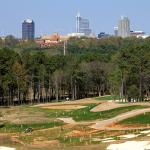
1;104;149;133
0;121;64;133
33;104;149;122
95;95;120;101
119;112;150;125
58;136;99;145
59;137;83;144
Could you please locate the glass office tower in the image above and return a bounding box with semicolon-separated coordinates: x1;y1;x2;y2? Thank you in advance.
22;19;35;40
76;12;92;36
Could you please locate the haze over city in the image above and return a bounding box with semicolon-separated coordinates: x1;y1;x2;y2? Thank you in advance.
0;0;150;37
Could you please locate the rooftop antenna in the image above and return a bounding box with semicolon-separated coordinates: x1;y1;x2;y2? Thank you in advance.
76;11;80;33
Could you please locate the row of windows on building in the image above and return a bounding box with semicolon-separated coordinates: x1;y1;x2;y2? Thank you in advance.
22;19;35;40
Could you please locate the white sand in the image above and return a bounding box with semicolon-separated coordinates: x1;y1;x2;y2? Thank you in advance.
0;147;16;150
102;140;116;143
118;134;139;139
140;130;150;134
145;144;150;150
91;137;116;143
57;118;76;124
91;138;101;142
107;141;150;150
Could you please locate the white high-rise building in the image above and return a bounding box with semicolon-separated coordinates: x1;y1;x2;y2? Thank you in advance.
118;16;130;38
76;12;92;36
114;27;118;36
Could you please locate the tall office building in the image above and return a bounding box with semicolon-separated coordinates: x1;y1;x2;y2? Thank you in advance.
114;27;118;36
76;12;92;36
22;19;35;40
118;16;130;38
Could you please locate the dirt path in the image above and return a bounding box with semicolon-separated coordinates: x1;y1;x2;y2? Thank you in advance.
90;108;150;130
91;101;150;112
58;105;150;130
58;118;76;124
33;98;150;130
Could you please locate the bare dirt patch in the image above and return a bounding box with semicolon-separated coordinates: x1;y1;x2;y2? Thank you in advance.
58;118;76;124
31;140;60;148
0;107;54;124
65;130;86;137
90;108;150;130
91;101;150;112
41;105;87;110
34;98;100;108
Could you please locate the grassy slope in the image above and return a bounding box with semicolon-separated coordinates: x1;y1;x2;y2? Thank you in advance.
33;104;149;122
0;121;64;133
119;112;150;125
0;106;64;133
0;103;149;133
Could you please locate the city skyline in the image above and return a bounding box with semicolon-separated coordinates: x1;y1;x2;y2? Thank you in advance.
0;0;150;37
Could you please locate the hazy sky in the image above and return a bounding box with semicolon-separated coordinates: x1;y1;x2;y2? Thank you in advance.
0;0;149;37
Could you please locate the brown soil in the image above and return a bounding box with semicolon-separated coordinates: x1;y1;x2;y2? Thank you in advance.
41;105;87;110
31;140;60;148
90;108;150;130
34;98;100;108
0;107;54;124
65;130;86;137
91;101;150;112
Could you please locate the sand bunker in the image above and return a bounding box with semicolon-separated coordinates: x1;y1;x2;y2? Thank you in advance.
140;130;150;134
91;101;150;112
102;140;116;143
41;105;87;110
118;134;139;139
34;98;100;107
107;141;150;150
58;118;76;124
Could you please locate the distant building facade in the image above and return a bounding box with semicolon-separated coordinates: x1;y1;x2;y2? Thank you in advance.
98;32;110;39
114;27;118;36
35;33;68;48
68;32;85;38
118;16;130;38
76;12;92;36
130;31;145;37
22;19;35;40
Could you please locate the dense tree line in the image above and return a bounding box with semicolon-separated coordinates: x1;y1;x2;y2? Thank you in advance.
0;36;150;106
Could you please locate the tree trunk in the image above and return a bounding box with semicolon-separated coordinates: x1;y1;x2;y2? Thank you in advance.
38;80;41;103
120;72;124;102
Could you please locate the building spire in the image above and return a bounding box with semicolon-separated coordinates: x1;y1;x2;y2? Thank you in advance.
77;11;80;17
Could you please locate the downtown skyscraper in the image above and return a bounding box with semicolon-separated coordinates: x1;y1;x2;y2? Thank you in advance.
22;19;35;40
76;12;92;36
118;16;130;38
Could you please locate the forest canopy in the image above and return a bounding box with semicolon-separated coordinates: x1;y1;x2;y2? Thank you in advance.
0;36;150;105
